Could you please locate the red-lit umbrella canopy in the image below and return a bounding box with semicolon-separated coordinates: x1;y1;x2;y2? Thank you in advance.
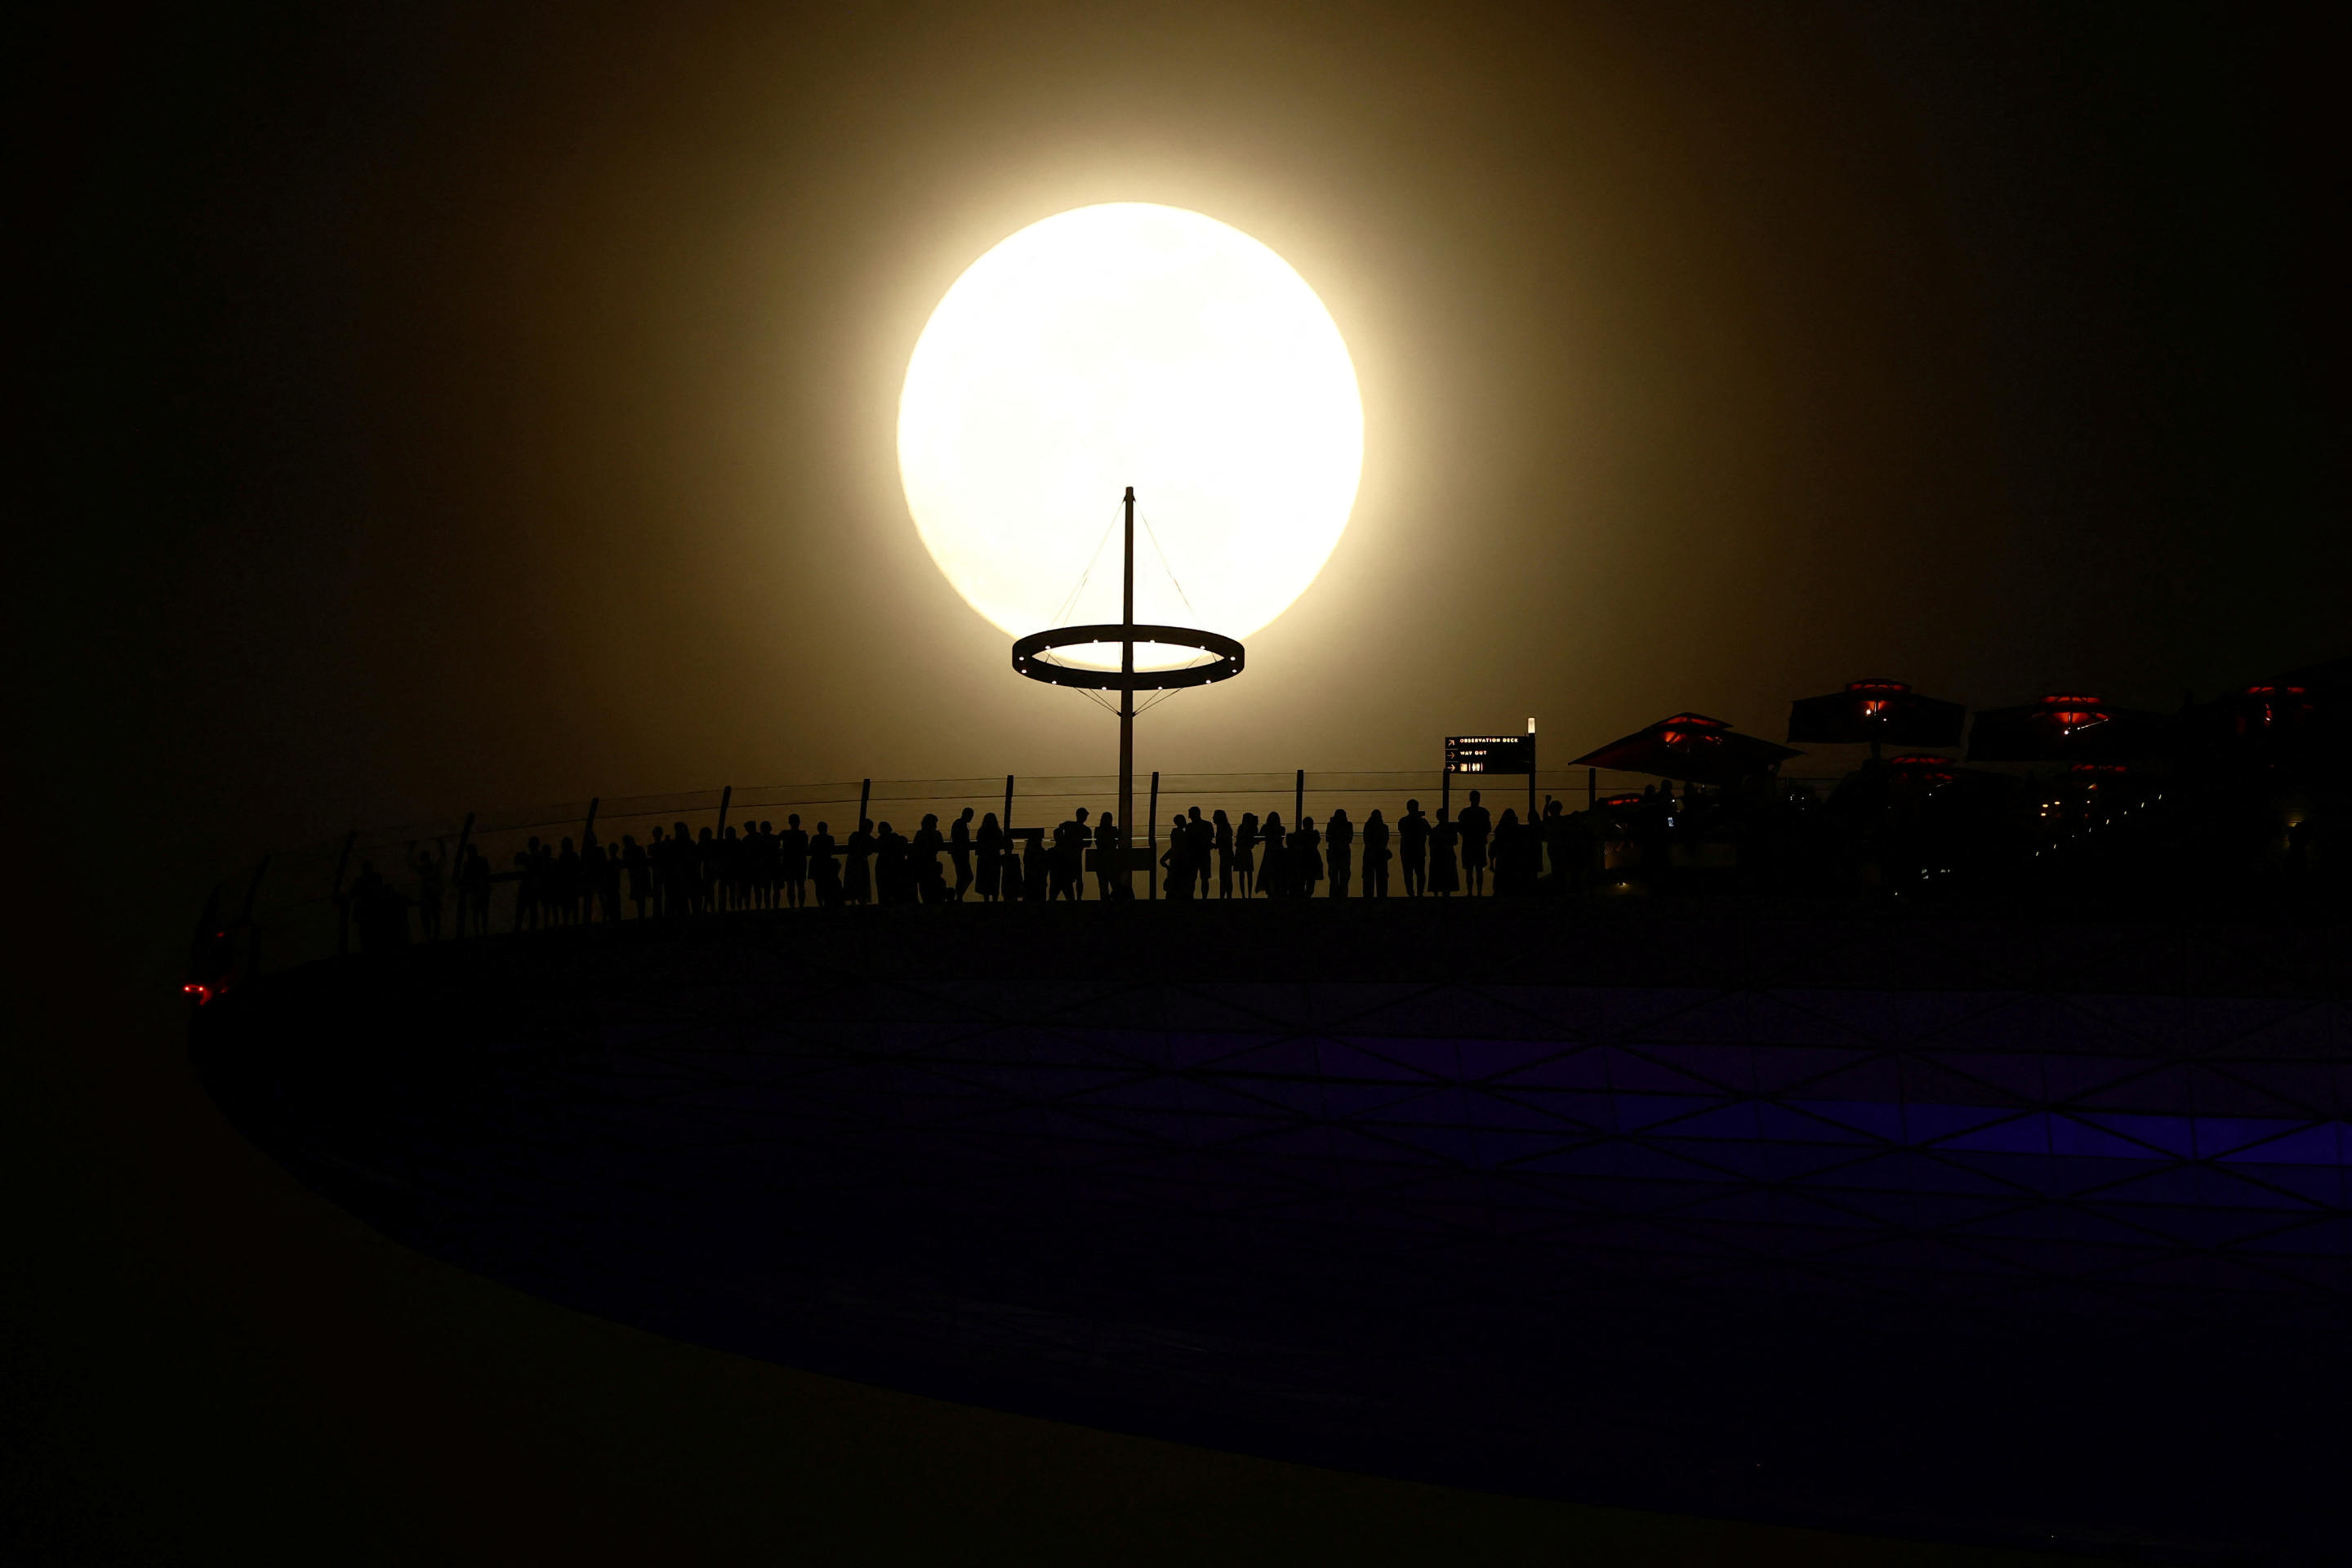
1571;713;1801;786
1966;693;2168;764
2174;655;2351;764
1787;679;1967;756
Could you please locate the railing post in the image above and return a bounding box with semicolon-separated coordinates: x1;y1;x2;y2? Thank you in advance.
858;778;871;830
1147;771;1160;900
1294;768;1304;829
1003;774;1014;832
715;786;733;835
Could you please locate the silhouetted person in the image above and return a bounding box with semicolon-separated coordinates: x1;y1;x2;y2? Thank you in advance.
1050;809;1089;901
844;819;875;906
719;825;745;912
1492;808;1530;896
513;837;543;932
408;840;446;940
1430;808;1461;897
572;835;595;922
1214;810;1235;898
1236;812;1259;896
780;813;809;908
1048;815;1072;901
875;821;911;905
1459;791;1492;896
1160;836;1192;898
951;807;974;901
581;837;609;922
621;835;650;917
752;820;777;910
809;822;841;907
1399;800;1428;898
1259;813;1287;898
1169;808;1200;898
1294;815;1325;897
458;844;492;936
696;826;719;913
975;812;1005;901
1325;808;1354;898
647;825;670;915
669;827;691;914
1093;812;1121;901
1184;807;1210;898
1362;809;1391;898
914;813;947;903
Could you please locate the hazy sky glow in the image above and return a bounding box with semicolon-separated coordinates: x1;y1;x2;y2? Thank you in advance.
897;203;1364;666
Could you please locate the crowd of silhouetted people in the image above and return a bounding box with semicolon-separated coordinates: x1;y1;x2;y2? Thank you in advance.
324;730;2345;954
345;784;1712;944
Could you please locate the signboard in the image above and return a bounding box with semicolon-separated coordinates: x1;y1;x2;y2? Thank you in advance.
1445;735;1535;775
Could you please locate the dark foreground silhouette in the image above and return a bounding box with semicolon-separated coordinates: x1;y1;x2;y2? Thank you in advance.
194;902;2352;1561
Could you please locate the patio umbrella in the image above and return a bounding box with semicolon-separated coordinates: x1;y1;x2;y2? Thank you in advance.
2174;656;2352;766
1571;713;1801;787
1966;693;2169;764
1787;679;1967;758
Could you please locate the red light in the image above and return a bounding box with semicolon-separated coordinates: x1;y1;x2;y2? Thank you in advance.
2239;685;2311;731
1658;715;1728;749
181;982;213;1005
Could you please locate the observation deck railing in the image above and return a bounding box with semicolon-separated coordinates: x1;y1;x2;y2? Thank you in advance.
189;768;1854;993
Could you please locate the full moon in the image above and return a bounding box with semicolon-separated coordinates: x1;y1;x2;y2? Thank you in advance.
897;204;1363;662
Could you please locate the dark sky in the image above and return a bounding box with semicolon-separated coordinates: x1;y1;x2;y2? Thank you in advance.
21;0;2349;918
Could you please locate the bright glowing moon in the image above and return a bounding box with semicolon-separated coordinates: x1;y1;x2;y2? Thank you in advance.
898;203;1363;659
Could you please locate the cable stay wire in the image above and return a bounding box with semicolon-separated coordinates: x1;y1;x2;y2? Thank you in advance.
1051;508;1122;629
1038;502;1214;719
1135;508;1197;617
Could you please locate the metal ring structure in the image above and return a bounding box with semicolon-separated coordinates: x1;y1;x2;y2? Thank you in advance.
1011;623;1244;693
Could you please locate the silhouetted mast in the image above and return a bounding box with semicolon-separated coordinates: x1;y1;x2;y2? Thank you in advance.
1120;485;1136;879
1010;488;1246;898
